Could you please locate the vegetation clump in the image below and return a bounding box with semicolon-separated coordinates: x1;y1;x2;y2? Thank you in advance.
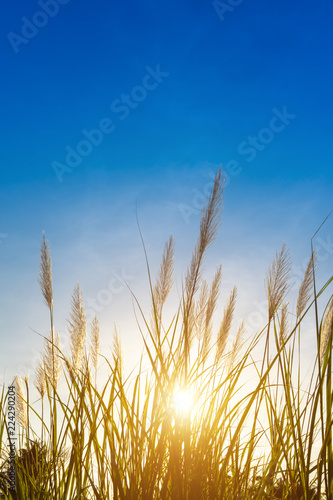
0;170;332;499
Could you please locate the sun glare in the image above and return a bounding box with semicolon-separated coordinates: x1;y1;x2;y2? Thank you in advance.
173;389;193;415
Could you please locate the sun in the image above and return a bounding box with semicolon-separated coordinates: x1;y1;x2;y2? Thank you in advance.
173;389;193;415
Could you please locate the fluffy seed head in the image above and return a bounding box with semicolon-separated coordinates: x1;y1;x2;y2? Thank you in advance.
296;250;316;319
229;321;245;371
184;169;224;316
43;332;62;390
195;280;209;341
279;303;289;348
38;232;53;311
154;236;175;312
90;315;100;372
68;283;87;374
14;375;28;429
265;243;291;321
320;297;333;364
34;361;46;400
151;235;175;339
216;286;237;363
113;325;122;375
201;266;222;360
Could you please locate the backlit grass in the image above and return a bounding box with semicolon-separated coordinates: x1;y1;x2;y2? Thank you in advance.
0;170;332;499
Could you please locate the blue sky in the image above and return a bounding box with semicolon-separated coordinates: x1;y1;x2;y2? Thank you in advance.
0;0;332;383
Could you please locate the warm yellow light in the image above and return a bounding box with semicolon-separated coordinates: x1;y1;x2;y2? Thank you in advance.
173;389;193;415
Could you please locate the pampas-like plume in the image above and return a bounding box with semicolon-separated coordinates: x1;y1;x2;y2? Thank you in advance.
229;321;245;370
82;352;92;382
183;169;224;372
215;286;237;363
265;243;291;322
184;170;224;311
43;332;62;390
90;315;100;372
195;280;209;341
201;266;222;361
296;250;317;319
68;283;87;374
34;361;46;400
38;233;53;311
320;297;333;364
279;303;289;348
113;325;122;375
187;301;197;351
14;375;27;429
154;236;175;311
151;236;175;338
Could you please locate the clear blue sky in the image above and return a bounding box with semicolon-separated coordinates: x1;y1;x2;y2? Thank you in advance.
0;0;332;382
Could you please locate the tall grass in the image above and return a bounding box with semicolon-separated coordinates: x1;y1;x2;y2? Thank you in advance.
0;170;332;499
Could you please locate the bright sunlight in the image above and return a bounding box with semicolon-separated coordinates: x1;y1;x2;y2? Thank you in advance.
173;389;193;415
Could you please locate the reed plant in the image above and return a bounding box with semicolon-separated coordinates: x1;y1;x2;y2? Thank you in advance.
0;169;332;499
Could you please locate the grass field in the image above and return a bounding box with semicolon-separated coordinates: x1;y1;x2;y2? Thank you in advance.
0;170;332;499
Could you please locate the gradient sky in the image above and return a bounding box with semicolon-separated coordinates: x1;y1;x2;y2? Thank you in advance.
0;0;332;384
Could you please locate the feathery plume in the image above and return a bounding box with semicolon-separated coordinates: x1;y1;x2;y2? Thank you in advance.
320;297;333;364
151;236;175;338
14;375;27;429
229;321;245;370
82;352;92;382
154;236;175;312
68;283;87;374
183;169;224;375
296;250;317;319
34;361;46;400
216;286;237;363
90;315;100;372
265;243;291;322
201;266;222;360
184;170;224;311
195;280;209;341
113;325;122;375
43;332;62;390
38;233;53;311
279;302;289;348
187;301;197;350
